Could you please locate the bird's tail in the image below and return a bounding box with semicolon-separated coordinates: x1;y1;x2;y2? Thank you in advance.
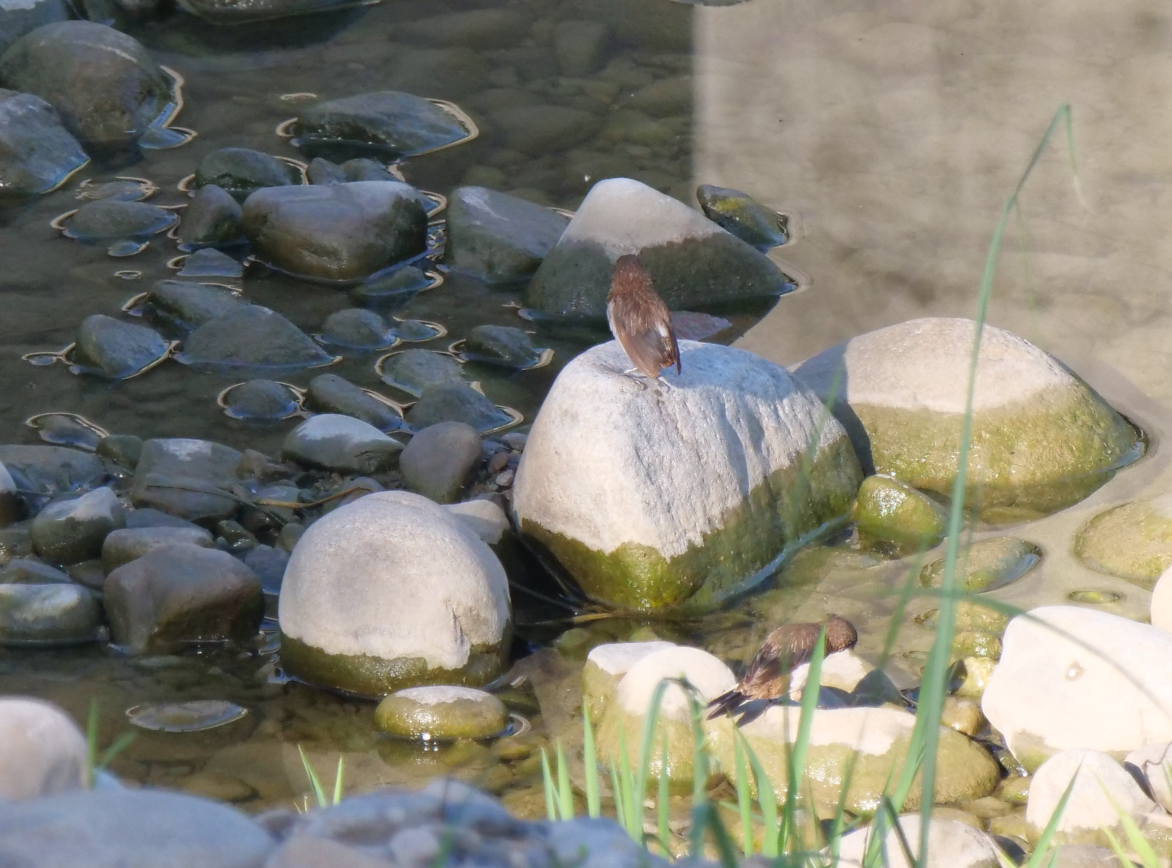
706;689;745;720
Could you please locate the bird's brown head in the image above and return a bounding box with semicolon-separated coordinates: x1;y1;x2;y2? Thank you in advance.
608;254;653;304
825;615;859;654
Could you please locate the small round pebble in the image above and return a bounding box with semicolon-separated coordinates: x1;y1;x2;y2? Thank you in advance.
375;685;507;740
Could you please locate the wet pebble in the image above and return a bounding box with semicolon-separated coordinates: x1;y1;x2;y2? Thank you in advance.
405;383;514;433
696;183;788;249
305;156;344;185
71;314;170;379
855;474;947;551
146;279;246;329
489;104;600;156
380;348;465;396
0;444;106;501
220;379;301;421
394;318;443;342
375;686;508;740
0;557;71;584
175;306;336;373
304;373;403;432
921;537;1041;592
101;525;214;571
130;438;242;523
193;147;299;201
243;543;287;600
351;265;433;306
95;434;142;469
62;200;176;243
318;308;396;350
400;421;481;504
177;248;243;278
126;699;248;732
32;486;125;564
27;413;105;451
444;186;569;284
1075;495;1172;586
0;583;103;645
463;324;541;368
178;184;243;248
340;157;398;182
282;414;402;474
0;89;87;196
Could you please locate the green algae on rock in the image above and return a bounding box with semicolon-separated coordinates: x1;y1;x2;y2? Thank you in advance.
705;705;1000;817
855;474;947;550
374;686;508;740
1074;496;1172;586
512;341;862;613
581;640;677;723
792;318;1141;518
921;536;1041;592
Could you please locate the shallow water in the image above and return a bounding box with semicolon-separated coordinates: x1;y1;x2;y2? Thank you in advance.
1;0;1171;821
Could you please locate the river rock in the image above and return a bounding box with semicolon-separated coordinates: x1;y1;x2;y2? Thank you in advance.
489;104;600;157
444;498;509;546
553;20;609;76
380;349;465;396
512;340;862;612
279;490;511;696
103;542;263;653
0;89;85;196
921;536;1041;592
31;486;124;564
292;91;473;161
179;184;244;247
1026;749;1156;847
352;265;432;306
405;383;514;433
178;248;242;278
597;645;735;794
696;184;787;249
242;181;429;282
64;200;175;243
146;280;246;329
282;414;402;474
0;21;172;151
792;318;1139;518
0;697;87;798
319;308;395;350
836;815;1000;868
0;445;105;500
193;147;299;201
982;606;1172;769
786;650;905;707
70;315;170;380
399;421;480;504
0;458;17;526
131;438;241;523
304;373;404;432
0;0;67;56
443;186;569;284
341;157;397;182
101;525;213;570
176;0;352;23
375;685;508;740
220;379;300;421
706;705;1000;815
1075;496;1172;587
0;583;102;644
0;789;275;867
0;557;69;583
582;640;677;722
855;474;947;550
176;306;336;372
398;9;528;48
307;156;344;185
526;177;791;319
463;325;541;367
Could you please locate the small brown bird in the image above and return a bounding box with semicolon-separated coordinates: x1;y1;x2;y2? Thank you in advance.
607;254;681;385
707;616;859;719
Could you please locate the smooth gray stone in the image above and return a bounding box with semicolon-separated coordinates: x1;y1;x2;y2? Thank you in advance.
31;487;125;565
64;200;175;242
443;186;568;284
0;88;86;196
179;184;244;247
131;439;242;523
293;90;472;160
304;373;404;432
71;314;170;379
0;583;102;645
282;415;402;475
400;422;481;504
193;147;299;202
101;525;214;570
0;557;71;584
147;280;246;328
175;306;335;373
405;384;512;434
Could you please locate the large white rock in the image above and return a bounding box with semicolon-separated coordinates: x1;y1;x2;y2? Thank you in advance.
791;318;1137;516
582;640;678;722
1150;565;1172;631
512;340;862;612
525;177;790;318
982;606;1172;768
0;697;88;799
836;815;1000;868
1026;749;1156;843
278;490;511;697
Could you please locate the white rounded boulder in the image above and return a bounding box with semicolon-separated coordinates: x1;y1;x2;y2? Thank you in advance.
1026;749;1156;845
512;340;862;612
0;697;88;799
278;491;511;696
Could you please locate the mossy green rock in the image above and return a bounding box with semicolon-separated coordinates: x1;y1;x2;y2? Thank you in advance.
374;686;507;740
855;474;947;549
921;536;1041;592
581;640;676;723
1074;496;1172;587
513;341;862;613
705;706;1000;816
792;318;1140;518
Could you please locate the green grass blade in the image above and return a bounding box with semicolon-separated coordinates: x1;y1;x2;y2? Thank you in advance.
740;730;780;858
85;699;99;788
298;745;328;809
609;761;627;831
583;710;601;819
781;622;828;853
695;802;744;868
97;731;136;770
616;726;639;839
1014;769;1077;868
734;732;753;856
332;755;344;806
556;741;574;820
1100;780;1161;868
633;679;672;813
540;748;557;822
657;728;671;855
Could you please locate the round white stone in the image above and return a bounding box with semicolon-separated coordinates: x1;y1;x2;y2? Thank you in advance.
0;697;88;799
513;339;853;560
787;649;873;699
836;815;1000;868
982;606;1172;760
278;490;510;670
1026;749;1155;833
616;646;736;722
443;499;509;546
392;685;496;706
737;705;918;757
1150;566;1172;633
586;641;677;676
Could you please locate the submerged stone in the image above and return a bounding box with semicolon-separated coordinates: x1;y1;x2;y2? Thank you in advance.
920;536;1041;592
278;491;511;696
176;306;336;372
71;314;170;379
319;308;395;350
95;434;141;468
176;0;354;23
512;341;862;613
444;186;569;284
292;90;473;160
282;414;402;474
351;265;432;306
792;318;1140;518
32;486;124;564
340;157;397;182
63;200;175;242
489;104;600;157
374;686;507;740
178;184;243;247
193;147;300;202
242;181;429;282
27;414;104;451
0;445;105;500
0;21;173;150
379;349;464;396
126;700;247;732
1074;496;1172;586
0;89;86;196
177;248;243;279
405;383;513;433
463;325;541;368
394;319;443;342
526;177;791;319
304;373;403;432
146;280;246;329
220;379;300;421
696;183;787;249
0;583;102;645
855;474;947;550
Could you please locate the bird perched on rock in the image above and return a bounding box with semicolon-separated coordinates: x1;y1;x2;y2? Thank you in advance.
707;615;859;719
607;254;680;386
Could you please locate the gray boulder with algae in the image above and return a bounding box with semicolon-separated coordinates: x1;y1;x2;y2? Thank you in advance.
279;490;511;697
525;177;792;319
374;685;507;740
792;318;1139;518
582;640;676;723
854;473;947;550
1074;495;1172;587
705;705;1000;816
511;340;862;613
